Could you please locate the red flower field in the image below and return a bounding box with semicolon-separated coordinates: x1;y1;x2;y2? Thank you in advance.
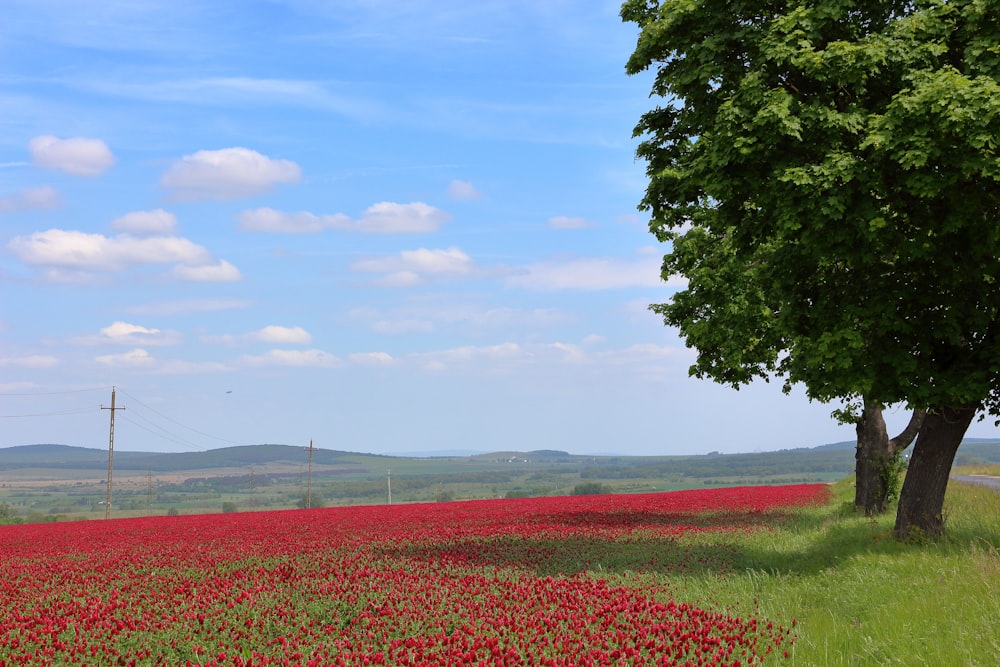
0;484;829;666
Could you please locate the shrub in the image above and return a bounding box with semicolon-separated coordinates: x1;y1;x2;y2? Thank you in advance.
571;482;611;496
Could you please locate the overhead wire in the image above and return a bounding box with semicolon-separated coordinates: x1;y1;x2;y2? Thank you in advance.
0;407;97;419
115;388;253;448
0;385;109;397
2;386;252;451
119;409;205;452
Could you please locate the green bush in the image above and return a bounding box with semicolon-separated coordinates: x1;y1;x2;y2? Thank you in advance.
571;482;611;496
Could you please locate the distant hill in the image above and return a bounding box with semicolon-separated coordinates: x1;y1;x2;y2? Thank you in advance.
1;439;996;476
0;444;367;472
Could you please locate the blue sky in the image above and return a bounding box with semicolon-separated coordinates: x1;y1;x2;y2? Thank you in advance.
0;0;950;456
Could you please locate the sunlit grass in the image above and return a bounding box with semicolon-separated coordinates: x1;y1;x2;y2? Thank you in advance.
603;477;1000;666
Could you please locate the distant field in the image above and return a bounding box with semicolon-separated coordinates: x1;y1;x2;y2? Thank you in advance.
1;440;997;522
0;443;860;521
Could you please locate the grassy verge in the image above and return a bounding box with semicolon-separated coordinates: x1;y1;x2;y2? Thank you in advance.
597;478;999;666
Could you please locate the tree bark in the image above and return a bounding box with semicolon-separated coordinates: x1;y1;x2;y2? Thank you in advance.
894;405;976;539
855;400;891;514
855;400;925;515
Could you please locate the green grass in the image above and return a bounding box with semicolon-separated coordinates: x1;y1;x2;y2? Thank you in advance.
594;478;1000;666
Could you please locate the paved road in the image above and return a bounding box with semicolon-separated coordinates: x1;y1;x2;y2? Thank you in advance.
952;475;1000;492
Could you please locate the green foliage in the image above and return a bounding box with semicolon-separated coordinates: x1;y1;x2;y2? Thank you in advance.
166;507;179;516
623;0;1000;413
571;482;611;496
880;448;906;506
434;488;455;502
221;501;238;513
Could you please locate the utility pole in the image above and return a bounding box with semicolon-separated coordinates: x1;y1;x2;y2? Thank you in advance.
387;468;392;505
146;466;152;512
306;438;314;509
101;386;125;520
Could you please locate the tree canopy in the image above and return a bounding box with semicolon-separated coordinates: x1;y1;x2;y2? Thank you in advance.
623;0;1000;536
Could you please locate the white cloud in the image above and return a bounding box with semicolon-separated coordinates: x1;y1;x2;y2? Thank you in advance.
86;321;181;347
242;349;340;367
505;254;668;290
28;135;115;176
351;246;474;285
413;342;526;371
447;179;483;200
248;325;312;344
0;186;61;212
110;209;178;235
96;348;155;367
160;147;301;201
547;342;586;362
9;229;208;270
348;351;397;366
7;228;239;283
203;325;311;346
102;321;158;340
236;208;350;234
237;201;450;234
0;354;59;369
170;260;242;282
548;215;594;229
356;202;452;233
594;343;695;371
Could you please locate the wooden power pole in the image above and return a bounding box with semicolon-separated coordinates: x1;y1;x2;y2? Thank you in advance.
101;386;124;519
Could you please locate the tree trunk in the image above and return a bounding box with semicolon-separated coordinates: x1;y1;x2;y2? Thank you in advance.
855;400;891;515
894;405;976;539
855;400;925;515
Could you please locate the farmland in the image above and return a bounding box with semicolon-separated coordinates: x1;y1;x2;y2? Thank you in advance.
0;441;897;521
2;478;998;666
4;440;1000;522
1;485;820;666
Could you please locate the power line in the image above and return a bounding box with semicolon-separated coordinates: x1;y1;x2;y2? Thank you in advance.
0;408;96;418
119;412;205;452
115;388;253;447
0;386;109;397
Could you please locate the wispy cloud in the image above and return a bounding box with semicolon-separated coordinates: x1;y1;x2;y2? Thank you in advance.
237;202;451;234
447;179;483;200
96;348;155;367
125;299;253;316
548;215;595;229
110;209;178;235
241;349;341;368
205;326;313;346
0;354;59;369
505;253;667;290
351;246;475;286
348;351;397;366
0;186;61;213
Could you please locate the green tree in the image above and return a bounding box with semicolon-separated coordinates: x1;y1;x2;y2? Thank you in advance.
0;502;17;524
623;0;1000;538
